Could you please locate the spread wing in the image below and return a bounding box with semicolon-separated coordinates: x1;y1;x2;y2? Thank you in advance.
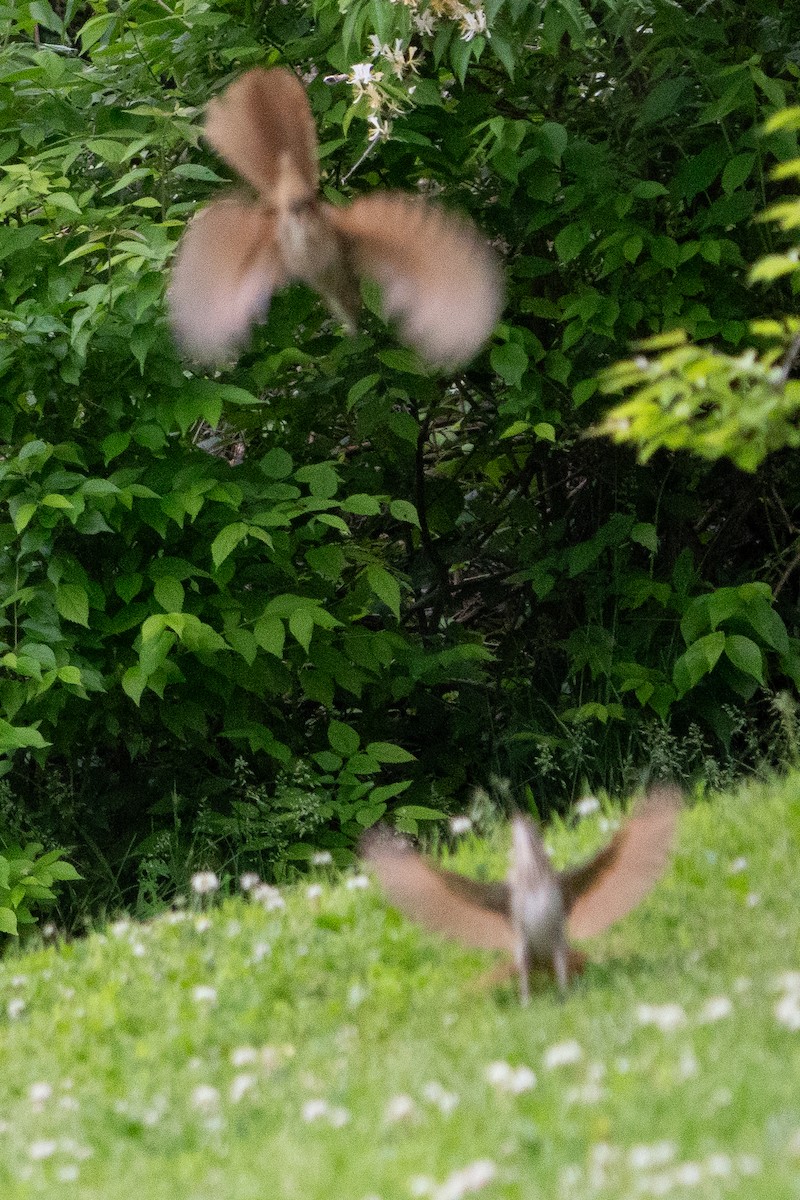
360;826;515;952
562;786;682;941
169;195;283;363
328;193;504;369
204;66;318;203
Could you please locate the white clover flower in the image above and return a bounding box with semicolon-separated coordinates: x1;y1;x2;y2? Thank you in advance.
775;992;800;1031
575;795;600;817
29;1140;57;1160
302;1098;329;1122
312;850;333;866
191;1084;220;1110
29;1082;53;1104
543;1040;583;1069
328;1105;351;1128
449;815;473;835
250;941;271;964
306;883;323;901
239;872;260;892
385;1093;416;1122
629;1142;677;1170
704;1153;732;1176
253;884;285;911
434;1159;497;1200
194;916;212;933
191;871;219;896
230;1046;258;1068
229;1074;257;1103
192;985;217;1005
57;1165;80;1182
346;874;370;890
7;998;25;1019
484;1061;536;1093
728;856;748;874
422;1081;459;1115
698;996;732;1023
635;1003;686;1032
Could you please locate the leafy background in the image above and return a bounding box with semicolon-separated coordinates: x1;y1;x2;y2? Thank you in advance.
1;0;800;921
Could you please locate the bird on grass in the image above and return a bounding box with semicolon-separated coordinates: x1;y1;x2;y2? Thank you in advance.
361;786;681;1003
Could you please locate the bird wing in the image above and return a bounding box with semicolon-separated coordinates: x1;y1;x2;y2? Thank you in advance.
562;786;682;940
327;193;504;369
169;195;283;363
360;827;516;952
204;67;319;203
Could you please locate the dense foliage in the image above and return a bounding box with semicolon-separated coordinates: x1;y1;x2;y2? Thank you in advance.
1;0;800;914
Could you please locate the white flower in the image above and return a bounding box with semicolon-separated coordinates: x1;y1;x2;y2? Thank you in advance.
543;1040;583;1069
385;1093;416;1122
29;1082;53;1104
312;850;333;866
422;1081;459;1115
698;996;732;1023
7;998;25;1019
229;1073;257;1103
575;795;600;817
253;884;285;911
673;1162;703;1186
29;1140;57;1160
239;872;260;892
57;1165;80;1182
302;1098;329;1122
328;1105;351;1128
351;61;374;83
250;941;271;963
459;8;487;42
484;1061;536;1093
191;1085;220;1110
306;883;323;901
434;1160;496;1200
775;993;800;1031
629;1142;677;1170
728;856;748;874
194;916;211;933
745;892;760;907
192;985;217;1005
368;33;387;58
449;815;473;835
704;1153;732;1176
413;10;436;35
346;874;370;890
230;1046;258;1068
410;1177;436;1197
636;1003;686;1032
737;1155;761;1175
191;871;219;896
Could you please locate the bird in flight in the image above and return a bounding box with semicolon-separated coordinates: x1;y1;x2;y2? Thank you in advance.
361;786;681;1002
169;66;504;370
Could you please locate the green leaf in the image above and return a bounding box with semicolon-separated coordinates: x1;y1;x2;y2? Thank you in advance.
365;742;416;764
341;493;382;516
254;616;285;659
211;523;249;569
491;341;529;386
154;577;185;613
366;564;401;618
56;583;89;627
724;635;764;683
0;907;18;935
328;720;360;757
389;500;420;527
672;631;725;695
631;523;659;553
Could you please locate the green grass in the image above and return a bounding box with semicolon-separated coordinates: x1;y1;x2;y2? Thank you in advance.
1;775;800;1198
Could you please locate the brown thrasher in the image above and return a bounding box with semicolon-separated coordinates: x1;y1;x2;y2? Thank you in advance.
169;67;504;369
361;786;681;1002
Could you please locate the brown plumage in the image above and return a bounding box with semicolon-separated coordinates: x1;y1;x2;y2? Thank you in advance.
360;786;681;1002
169;67;504;368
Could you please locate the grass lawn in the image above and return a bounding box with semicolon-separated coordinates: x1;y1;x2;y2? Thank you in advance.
1;774;799;1198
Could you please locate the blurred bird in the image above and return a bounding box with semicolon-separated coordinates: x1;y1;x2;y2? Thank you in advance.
169;67;504;369
361;786;681;1002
